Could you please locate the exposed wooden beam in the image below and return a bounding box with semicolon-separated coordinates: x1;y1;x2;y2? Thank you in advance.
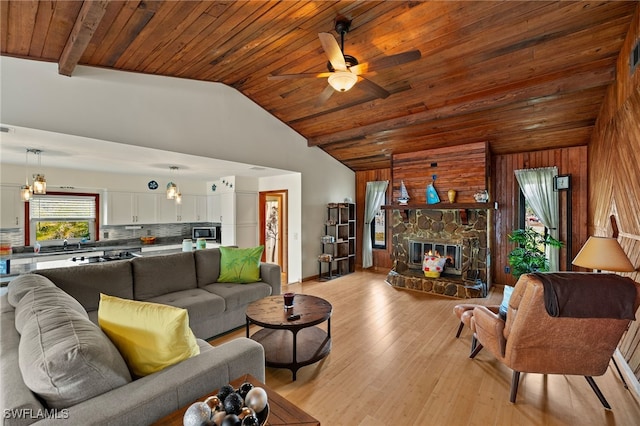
306;59;615;147
58;0;109;76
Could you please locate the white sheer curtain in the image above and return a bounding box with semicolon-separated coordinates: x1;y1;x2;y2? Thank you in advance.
362;181;389;268
514;166;560;271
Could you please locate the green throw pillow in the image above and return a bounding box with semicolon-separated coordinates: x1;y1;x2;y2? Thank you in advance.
218;246;264;283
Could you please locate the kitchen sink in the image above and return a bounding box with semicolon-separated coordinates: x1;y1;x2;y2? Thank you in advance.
37;247;97;255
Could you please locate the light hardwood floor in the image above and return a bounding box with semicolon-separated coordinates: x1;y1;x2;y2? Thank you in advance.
210;271;640;425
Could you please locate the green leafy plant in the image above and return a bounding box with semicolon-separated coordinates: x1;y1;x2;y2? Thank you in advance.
507;228;563;278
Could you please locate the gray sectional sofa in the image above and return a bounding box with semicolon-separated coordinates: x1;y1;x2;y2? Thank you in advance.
0;248;281;425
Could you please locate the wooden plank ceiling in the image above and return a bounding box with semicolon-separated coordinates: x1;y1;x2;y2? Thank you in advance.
2;1;637;171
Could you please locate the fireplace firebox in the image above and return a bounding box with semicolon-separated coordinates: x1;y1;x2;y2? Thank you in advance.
409;240;462;276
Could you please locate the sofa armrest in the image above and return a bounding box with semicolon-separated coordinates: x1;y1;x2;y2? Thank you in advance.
36;338;265;425
472;306;506;358
260;262;281;296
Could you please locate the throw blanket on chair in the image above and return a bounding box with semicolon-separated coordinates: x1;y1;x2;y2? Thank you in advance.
532;272;637;319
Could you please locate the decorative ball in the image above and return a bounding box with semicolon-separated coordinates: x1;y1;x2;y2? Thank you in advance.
218;384;235;402
223;393;244;416
238;382;254;399
244;387;268;413
183;401;213;426
211;410;227;426
241;415;260;426
221;414;241;426
239;407;256;419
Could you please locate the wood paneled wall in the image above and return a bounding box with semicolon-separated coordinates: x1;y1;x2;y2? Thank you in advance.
356;145;589;282
589;5;640;379
391;142;489;204
492;147;589;286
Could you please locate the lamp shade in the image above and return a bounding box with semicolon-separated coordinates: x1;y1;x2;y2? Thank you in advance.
572;236;635;272
328;71;358;92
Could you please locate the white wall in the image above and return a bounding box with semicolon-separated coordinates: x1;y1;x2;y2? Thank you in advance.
0;57;354;280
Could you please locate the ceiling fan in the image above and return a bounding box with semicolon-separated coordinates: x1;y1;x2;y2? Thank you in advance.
268;17;421;105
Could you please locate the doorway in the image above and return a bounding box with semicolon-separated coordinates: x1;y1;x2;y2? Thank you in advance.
259;190;288;284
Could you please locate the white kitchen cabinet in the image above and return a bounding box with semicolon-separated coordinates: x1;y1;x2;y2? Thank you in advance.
157;196;178;223
0;186;22;229
179;195;208;222
207;194;221;223
158;195;207;222
207;190;257;246
106;192;157;225
195;195;207;222
207;192;233;223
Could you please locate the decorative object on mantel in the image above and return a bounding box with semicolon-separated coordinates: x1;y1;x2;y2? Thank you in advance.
447;189;457;203
426;174;440;204
398;180;410;205
473;190;489;203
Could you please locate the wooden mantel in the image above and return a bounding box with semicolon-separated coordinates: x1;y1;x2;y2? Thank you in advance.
382;202;493;210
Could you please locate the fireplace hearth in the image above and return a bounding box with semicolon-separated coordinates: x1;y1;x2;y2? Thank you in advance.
386;208;489;299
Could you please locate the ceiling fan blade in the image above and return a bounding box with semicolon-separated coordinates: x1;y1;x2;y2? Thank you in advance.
355;49;421;74
318;32;347;71
357;76;390;99
268;72;332;80
315;84;335;108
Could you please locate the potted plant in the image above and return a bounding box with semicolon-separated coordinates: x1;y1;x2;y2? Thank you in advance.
507;228;563;278
500;228;563;315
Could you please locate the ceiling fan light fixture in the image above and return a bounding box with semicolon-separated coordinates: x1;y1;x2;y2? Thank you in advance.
328;71;357;92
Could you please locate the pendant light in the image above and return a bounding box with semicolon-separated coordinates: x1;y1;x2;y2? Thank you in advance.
166;166;179;200
30;149;46;194
20;149;32;202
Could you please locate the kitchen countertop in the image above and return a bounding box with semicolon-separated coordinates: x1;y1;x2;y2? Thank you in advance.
1;240;220;284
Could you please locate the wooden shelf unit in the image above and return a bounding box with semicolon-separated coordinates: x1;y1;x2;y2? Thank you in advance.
319;203;356;279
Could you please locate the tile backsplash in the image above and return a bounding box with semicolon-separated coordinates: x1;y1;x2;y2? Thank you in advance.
1;222;213;249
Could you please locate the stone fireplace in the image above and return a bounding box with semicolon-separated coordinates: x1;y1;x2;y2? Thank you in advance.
386;208;489;298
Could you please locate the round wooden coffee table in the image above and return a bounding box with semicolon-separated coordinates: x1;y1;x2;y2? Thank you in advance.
246;294;332;380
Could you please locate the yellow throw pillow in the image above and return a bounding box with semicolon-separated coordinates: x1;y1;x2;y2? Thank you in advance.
98;294;199;377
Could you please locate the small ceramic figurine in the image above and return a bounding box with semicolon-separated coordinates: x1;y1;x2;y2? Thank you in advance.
474;190;489;203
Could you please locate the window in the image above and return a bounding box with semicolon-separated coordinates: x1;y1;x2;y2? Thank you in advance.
519;191;547;242
371;207;386;249
29;193;99;246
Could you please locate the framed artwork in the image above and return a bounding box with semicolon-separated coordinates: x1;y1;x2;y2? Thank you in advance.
372;207;386;249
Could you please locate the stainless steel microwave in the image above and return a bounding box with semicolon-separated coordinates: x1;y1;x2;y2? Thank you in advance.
192;227;216;240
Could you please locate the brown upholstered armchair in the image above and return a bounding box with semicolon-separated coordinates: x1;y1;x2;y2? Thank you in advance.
470;273;640;408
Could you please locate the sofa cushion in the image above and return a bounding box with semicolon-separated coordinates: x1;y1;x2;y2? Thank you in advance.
218;246;264;283
15;285;88;334
7;273;56;307
36;260;134;312
202;282;273;311
145;288;226;330
194;248;221;287
16;286;131;409
98;294;200;377
132;252;198;300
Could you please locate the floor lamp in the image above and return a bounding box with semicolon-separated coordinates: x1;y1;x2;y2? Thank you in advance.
572;236;636;388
